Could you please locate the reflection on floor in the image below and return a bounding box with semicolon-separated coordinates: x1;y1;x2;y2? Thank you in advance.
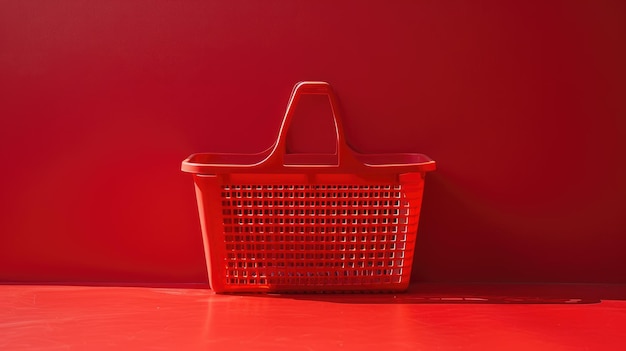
1;283;625;350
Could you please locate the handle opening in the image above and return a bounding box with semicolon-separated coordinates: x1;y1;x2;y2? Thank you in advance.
270;81;360;168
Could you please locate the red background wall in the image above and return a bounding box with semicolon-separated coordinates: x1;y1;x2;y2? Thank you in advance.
1;1;625;284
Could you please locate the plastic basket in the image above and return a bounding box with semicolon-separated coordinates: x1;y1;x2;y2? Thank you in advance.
182;82;435;293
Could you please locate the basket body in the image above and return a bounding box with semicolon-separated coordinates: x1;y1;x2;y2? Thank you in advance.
183;82;435;293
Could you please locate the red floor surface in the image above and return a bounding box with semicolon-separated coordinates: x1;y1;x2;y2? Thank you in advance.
1;284;625;350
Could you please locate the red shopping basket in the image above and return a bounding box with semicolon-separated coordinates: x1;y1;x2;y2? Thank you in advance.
182;82;435;293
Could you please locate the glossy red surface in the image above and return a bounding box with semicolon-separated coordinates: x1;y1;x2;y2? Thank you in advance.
1;284;625;350
1;1;625;285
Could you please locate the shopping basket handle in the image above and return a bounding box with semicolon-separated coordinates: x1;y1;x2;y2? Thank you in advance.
270;81;361;168
181;81;436;174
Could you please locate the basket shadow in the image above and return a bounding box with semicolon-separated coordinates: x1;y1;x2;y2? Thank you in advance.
246;283;626;305
272;294;599;305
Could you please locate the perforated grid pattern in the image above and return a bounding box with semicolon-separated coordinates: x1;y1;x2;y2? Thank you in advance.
219;184;419;288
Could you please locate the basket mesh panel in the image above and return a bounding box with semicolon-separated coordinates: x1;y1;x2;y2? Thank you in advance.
220;184;417;287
